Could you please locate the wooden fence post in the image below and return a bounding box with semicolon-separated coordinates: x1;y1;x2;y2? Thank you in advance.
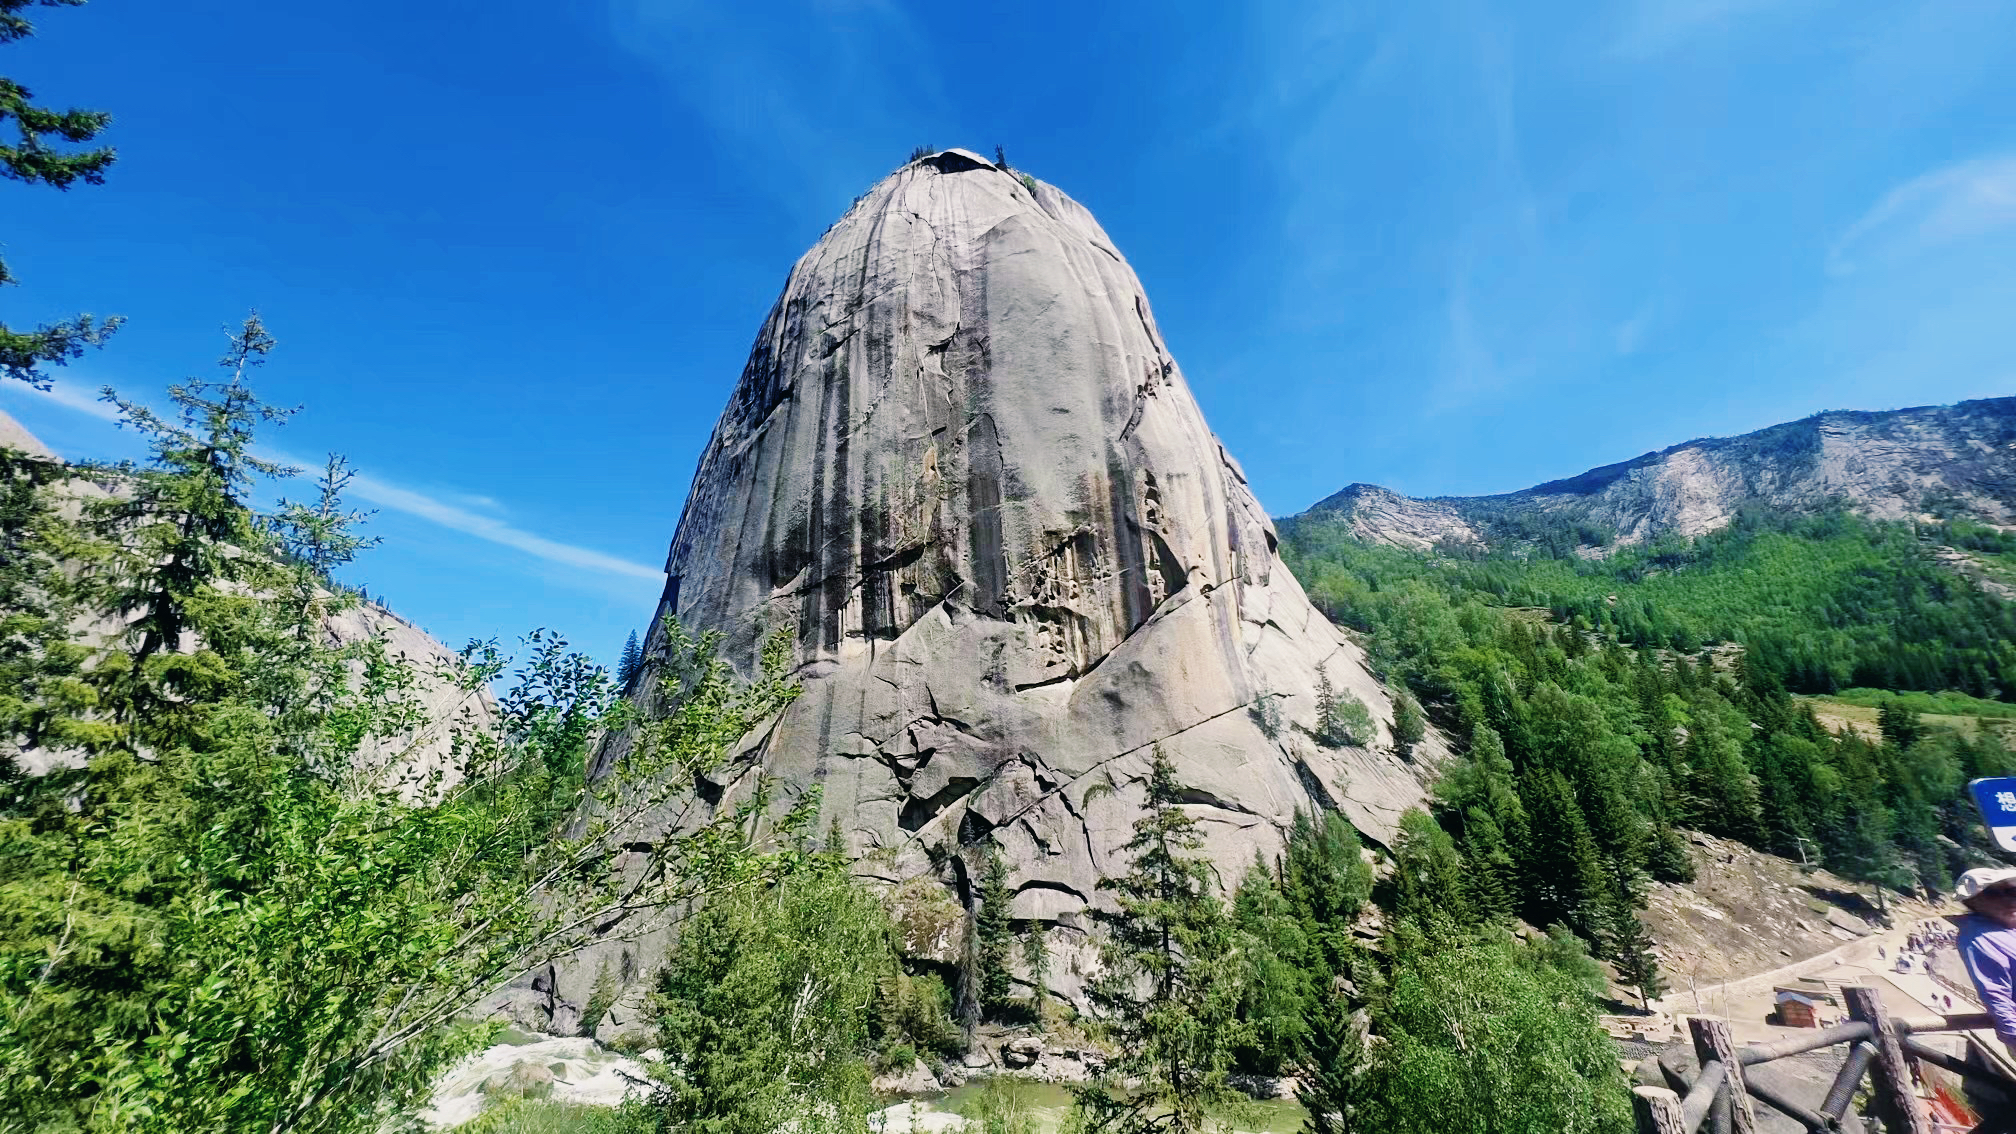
1844;984;1934;1134
1689;1016;1757;1134
1632;1085;1686;1134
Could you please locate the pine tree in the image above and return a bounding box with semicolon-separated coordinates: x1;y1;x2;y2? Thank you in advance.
1390;809;1472;940
1022;921;1050;1026
1877;702;1924;750
1606;893;1666;1011
1281;809;1373;974
1074;747;1249;1134
1390;684;1426;758
977;844;1014;1016
1458;807;1519;923
617;629;642;686
1297;984;1369;1134
1230;857;1312;1075
271;454;378;579
0;446;96;770
83;315;297;740
1313;666;1375;748
2;0;123;387
1520;770;1608;942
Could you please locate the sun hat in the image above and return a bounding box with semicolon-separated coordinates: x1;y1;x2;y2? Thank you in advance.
1957;867;2016;901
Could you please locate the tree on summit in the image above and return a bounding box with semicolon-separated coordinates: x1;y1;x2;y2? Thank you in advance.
2;0;122;387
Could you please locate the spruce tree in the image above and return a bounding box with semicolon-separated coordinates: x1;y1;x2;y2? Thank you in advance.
617;629;642;686
1022;921;1050;1025
1389;809;1471;940
1390;684;1426;758
1606;894;1666;1011
1230;857;1312;1075
89;321;291;651
1075;746;1249;1134
1457;807;1519;923
0;445;96;772
1281;808;1373;974
2;0;122;387
1520;770;1608;942
1297;983;1369;1134
977;844;1015;1016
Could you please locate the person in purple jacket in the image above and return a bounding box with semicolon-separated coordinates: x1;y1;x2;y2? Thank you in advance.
1956;867;2016;1055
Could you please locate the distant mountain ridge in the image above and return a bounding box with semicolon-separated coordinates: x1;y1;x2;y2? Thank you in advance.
1305;397;2016;552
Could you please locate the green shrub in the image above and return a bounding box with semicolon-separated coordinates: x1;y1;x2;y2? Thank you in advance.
956;1077;1043;1134
460;1098;648;1134
875;1043;919;1074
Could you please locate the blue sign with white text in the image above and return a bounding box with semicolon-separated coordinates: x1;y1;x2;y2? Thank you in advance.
1971;777;2016;853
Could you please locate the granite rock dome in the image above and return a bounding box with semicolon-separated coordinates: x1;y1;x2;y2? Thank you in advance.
595;151;1438;995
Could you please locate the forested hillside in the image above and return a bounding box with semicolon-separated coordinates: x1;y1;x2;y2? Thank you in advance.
1279;507;2016;915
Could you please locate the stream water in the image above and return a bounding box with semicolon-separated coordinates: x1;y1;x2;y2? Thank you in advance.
897;1081;1308;1134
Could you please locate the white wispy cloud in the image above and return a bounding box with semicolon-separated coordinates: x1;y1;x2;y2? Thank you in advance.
1607;0;1811;58
1828;155;2016;275
33;380;124;423
338;470;664;582
6;381;665;582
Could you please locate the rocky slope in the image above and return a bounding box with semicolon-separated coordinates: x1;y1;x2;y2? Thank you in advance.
0;407;57;460
0;409;492;789
583;149;1439;1013
1306;398;2016;552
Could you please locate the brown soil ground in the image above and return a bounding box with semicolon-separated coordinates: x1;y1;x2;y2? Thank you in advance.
1640;831;1940;993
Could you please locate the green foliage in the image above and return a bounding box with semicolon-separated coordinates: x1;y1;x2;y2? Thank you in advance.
1312;667;1375;748
1387;809;1472;939
1230;858;1312;1076
1281;505;2012;923
1349;930;1632;1134
1390;685;1426;757
1297;984;1369;1134
0;448;97;771
876;969;963;1060
977;846;1015;1016
1525;924;1610;1003
1249;691;1283;741
1074;747;1250;1134
1286;507;2016;699
957;1077;1043;1134
1827;686;2016;718
1020;172;1037;194
1022;921;1050;1024
583;960;619;1039
1280;809;1373;975
0;335;813;1133
617;630;643;687
643;850;885;1134
460;1098;649;1134
2;0;123;387
1605;901;1666;1010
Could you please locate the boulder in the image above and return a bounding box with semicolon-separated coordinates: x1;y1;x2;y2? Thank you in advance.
871;1058;942;1095
1000;1037;1044;1069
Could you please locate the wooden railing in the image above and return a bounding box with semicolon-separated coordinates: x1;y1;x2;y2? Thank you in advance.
1632;986;2012;1133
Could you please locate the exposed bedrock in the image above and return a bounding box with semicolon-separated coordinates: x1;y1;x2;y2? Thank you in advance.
573;150;1438;1015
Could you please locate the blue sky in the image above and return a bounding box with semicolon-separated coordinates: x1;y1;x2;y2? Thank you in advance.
5;0;2014;668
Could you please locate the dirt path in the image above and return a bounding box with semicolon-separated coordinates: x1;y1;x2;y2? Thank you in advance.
1645;914;1972;1045
1652;929;1888;1019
